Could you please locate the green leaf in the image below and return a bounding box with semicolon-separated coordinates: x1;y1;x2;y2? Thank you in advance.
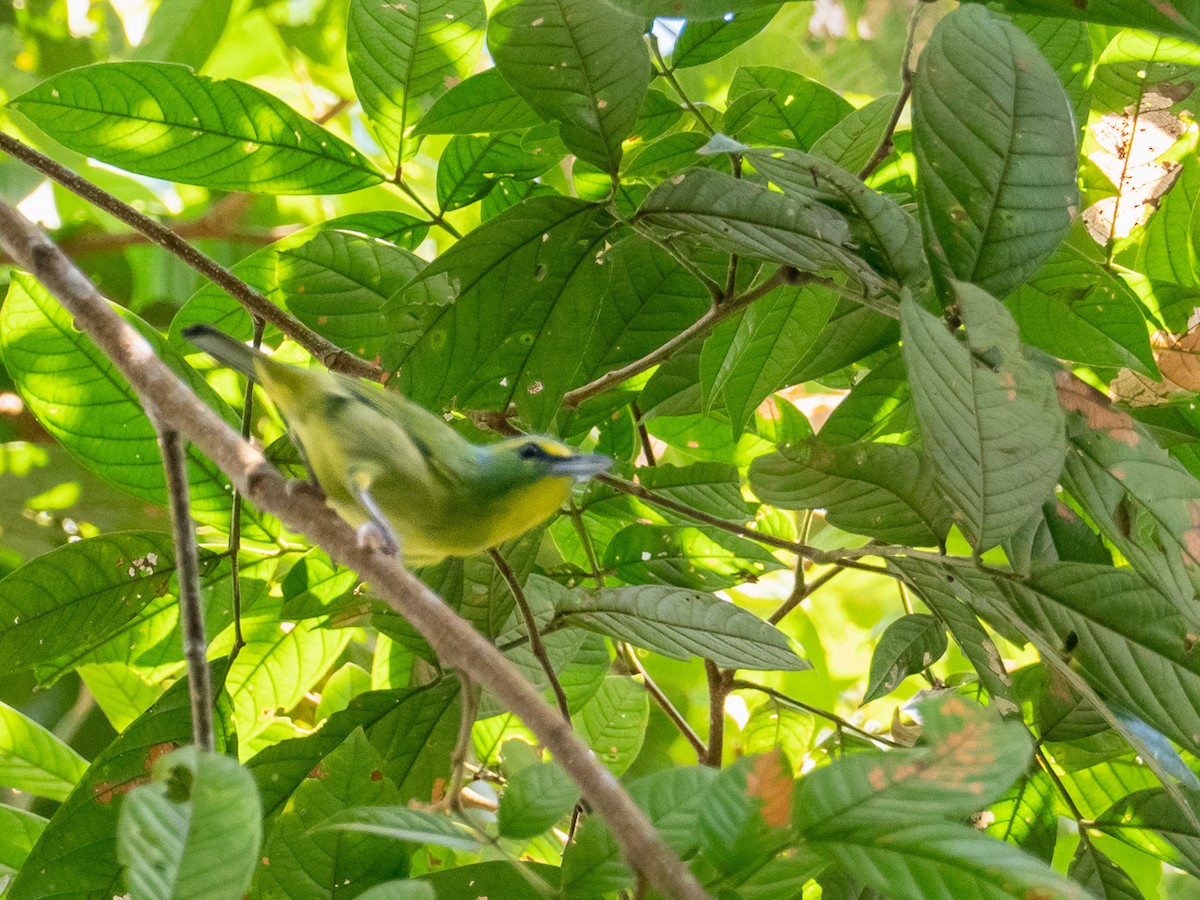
277;229;424;363
496;760;581;839
809;820;1087;900
216;597;352;748
574;676;649;776
10;62;382;194
347;0;486;163
817;348;915;446
787;298;898;384
385;197;613;427
638;169;882;291
910;560;1200;761
698;752;793;875
317;805;480;853
1005;244;1156;374
965;0;1200;43
118;747;261;900
810;94;898;174
315;664;373;723
0;805;45;876
1061;405;1200;624
671;6;781;69
0;700;87;801
742;699;814;775
744;148;931;296
1012;15;1092;132
3;274;241;533
604;524;784;591
610;0;781;17
1143;152;1200;292
573;235;709;386
862;614;948;704
357;881;437;900
414;67;542;136
901;285;1065;552
250;729;405;898
436;131;558;211
488;0;650;173
623;131;709;179
724;66;851;150
247;681;460;818
132;0;232;69
1094;787;1200;879
912;5;1078;298
1067;841;1146;900
700;284;838;436
421;861;562;896
553;584;810;671
795;695;1033;835
750;438;948;546
8;665;229;900
0;533;175;678
984;769;1057;862
562;766;718;896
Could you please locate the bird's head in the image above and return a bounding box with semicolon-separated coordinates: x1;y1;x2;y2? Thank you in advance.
485;436;613;488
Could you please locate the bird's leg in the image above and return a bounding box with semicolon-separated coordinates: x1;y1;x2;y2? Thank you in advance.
348;470;401;557
441;675;481;813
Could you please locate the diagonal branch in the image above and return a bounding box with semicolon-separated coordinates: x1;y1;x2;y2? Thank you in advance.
0;201;711;900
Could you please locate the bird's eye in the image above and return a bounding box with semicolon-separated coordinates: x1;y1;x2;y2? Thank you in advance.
518;442;545;460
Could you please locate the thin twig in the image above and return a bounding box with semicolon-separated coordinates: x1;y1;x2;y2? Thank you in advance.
154;422;214;751
704;661;731;768
621;644;707;762
226;316;265;661
858;3;925;181
444;677;481;812
769;566;843;625
647;35;716;137
630;400;657;467
729;680;902;749
595;473;889;574
0;200;711;900
567;500;606;589
564;266;804;408
0;131;381;380
490;548;572;722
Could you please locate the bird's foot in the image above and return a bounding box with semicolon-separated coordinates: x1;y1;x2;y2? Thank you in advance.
356;521;401;558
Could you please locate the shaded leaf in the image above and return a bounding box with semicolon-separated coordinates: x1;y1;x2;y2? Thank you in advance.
863;614;948;704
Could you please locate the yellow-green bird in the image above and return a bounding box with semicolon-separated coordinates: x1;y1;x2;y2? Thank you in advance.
183;325;612;565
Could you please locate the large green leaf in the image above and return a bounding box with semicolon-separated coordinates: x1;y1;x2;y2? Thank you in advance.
0;806;44;877
723;66;851;151
744;147;931;297
912;4;1078;298
132;0;232;69
901;285;1065;552
118;748;261;900
435;131;559;211
670;6;781;70
750;438;947;546
1013;15;1092;131
1094;788;1200;878
488;0;650;173
276;229;424;363
1067;842;1145;900
496;760;580;840
1061;405;1200;625
0;533;175;678
317;806;480;852
966;0;1200;43
384;197;613;426
603;523;784;591
562;766;718;896
2;274;243;534
575;675;649;776
10;63;382;194
0;700;88;802
347;0;486;164
249;729;403;897
413;68;542;136
1143;152;1200;293
637;168;883;292
795;695;1033;834
985;769;1057;862
1005;244;1157;374
809;820;1087;900
552;584;809;671
8;666;230;900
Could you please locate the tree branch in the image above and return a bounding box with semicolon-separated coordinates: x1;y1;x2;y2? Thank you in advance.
153;420;213;751
0;131;382;381
0;201;711;900
858;3;926;181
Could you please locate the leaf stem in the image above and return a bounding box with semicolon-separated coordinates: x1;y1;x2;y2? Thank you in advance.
858;2;925;181
395;178;462;239
647;35;716;137
729;680;902;749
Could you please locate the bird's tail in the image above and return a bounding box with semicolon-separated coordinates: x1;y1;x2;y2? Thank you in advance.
182;324;268;382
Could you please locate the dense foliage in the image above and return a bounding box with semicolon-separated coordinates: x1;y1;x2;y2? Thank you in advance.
4;0;1200;896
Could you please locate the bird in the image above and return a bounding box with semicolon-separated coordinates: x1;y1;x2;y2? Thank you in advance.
182;325;612;565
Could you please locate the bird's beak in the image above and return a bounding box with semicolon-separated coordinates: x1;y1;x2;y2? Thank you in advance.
548;453;613;481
